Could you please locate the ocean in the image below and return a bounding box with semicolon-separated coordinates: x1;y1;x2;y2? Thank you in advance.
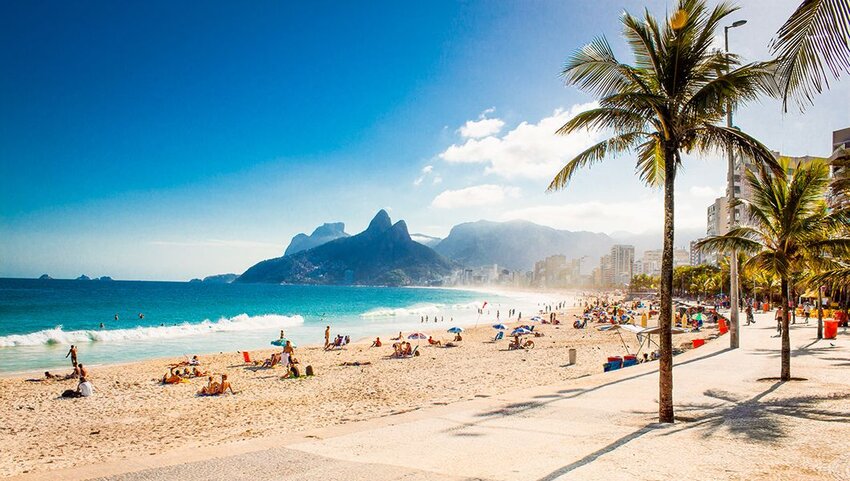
0;278;533;375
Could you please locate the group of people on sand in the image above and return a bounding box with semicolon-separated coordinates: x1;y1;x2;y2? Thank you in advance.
323;326;350;350
199;374;235;396
53;345;94;398
161;355;212;384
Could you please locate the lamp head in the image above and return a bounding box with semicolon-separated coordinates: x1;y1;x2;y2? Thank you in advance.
731;20;747;28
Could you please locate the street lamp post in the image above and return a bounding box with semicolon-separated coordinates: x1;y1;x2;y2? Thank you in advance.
725;19;746;349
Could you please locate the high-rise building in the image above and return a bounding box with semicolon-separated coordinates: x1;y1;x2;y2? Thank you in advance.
690;239;706;266
833;127;850;152
609;244;634;286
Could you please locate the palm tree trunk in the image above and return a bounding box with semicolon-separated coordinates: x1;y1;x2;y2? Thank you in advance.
780;276;791;381
658;148;676;424
817;287;823;339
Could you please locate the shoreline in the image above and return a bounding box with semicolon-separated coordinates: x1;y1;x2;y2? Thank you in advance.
1;299;717;478
0;286;544;379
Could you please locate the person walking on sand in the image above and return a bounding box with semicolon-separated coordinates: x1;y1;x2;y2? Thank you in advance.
65;345;78;367
324;325;330;348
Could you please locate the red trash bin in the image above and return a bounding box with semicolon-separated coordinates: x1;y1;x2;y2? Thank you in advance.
824;320;838;339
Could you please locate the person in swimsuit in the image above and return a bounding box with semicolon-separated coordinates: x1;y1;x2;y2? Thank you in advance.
65;345;78;368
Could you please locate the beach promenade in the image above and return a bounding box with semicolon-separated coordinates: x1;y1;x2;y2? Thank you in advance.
12;311;850;481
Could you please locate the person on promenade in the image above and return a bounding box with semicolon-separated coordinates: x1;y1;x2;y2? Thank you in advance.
65;345;78;367
775;308;784;337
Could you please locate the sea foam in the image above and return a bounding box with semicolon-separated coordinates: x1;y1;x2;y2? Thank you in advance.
0;313;304;347
359;301;482;318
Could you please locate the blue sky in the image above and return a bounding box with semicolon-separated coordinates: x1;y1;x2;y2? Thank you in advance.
2;0;848;280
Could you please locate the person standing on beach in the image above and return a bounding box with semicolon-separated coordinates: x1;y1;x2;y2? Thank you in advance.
65;345;78;367
324;326;330;348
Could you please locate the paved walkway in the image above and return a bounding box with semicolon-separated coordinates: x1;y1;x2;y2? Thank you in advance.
13;313;850;481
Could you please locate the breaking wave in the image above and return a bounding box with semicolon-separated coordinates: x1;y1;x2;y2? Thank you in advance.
0;313;304;347
360;301;483;318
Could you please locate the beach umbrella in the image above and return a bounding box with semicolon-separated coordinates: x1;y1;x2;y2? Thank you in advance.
271;338;295;347
447;327;463;334
407;332;428;340
492;323;507;330
511;327;532;336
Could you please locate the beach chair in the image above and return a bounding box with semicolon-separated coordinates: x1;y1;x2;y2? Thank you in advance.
242;351;252;364
494;331;504;341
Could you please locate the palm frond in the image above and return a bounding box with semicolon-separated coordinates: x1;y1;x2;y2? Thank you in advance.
770;0;850;112
689;124;784;177
547;132;644;191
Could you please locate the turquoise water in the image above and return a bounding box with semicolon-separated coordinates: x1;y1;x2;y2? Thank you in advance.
0;278;523;374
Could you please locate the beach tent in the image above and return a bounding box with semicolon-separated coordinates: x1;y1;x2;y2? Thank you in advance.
597;324;687;355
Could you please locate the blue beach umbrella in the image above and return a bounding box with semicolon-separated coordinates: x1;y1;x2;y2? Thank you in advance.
492;323;507;330
511;327;532;336
447;327;464;334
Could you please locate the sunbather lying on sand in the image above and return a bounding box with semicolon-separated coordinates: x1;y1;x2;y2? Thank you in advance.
262;352;282;368
341;361;372;366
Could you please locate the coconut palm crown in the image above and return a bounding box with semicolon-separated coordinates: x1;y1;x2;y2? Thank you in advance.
696;161;850;380
549;0;784;423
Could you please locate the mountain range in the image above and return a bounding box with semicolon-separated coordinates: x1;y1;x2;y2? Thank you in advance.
237;210;454;286
283;222;349;256
434;220;614;271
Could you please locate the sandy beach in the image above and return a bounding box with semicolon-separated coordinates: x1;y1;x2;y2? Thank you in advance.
0;303;713;478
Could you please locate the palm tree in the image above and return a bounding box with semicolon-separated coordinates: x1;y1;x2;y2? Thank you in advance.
697;161;849;380
770;0;850;111
548;0;782;423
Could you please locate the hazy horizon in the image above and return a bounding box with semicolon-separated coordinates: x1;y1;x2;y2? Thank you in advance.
2;0;848;281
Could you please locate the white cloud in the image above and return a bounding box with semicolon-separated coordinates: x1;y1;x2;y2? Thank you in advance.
431;184;521;209
500;195;707;233
459;117;506;139
440;102;603;180
414;165;435;186
689;185;722;198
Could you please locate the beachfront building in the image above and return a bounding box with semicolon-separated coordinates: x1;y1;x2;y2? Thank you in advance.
637;248;690;277
532;255;589;288
690;239;708;266
598;245;634;287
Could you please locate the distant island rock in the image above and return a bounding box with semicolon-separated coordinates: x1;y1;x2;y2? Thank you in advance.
202;273;238;284
38;274;53;280
434;219;613;271
238;210;454;286
410;233;442;248
189;278;202;283
75;275;91;281
97;276;114;281
284;222;349;256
